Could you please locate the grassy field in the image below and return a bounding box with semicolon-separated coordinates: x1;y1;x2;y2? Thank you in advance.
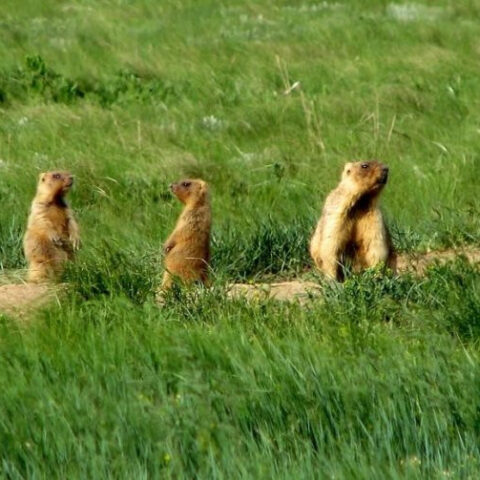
0;0;480;477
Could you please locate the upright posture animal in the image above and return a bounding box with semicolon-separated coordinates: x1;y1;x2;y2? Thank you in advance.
162;179;211;290
24;171;80;283
310;161;396;280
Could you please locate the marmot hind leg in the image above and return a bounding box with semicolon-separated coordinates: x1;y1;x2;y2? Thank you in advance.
25;237;67;283
26;260;61;283
315;247;344;280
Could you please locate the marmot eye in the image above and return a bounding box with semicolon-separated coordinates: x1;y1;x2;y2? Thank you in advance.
182;181;191;187
53;173;61;179
361;163;369;169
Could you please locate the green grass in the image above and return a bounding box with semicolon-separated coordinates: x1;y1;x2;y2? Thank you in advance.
0;0;480;477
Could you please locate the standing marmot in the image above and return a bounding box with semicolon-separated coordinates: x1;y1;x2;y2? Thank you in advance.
310;161;396;281
161;178;211;290
24;171;80;283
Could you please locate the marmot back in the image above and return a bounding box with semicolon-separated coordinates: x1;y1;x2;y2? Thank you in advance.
24;171;80;283
310;161;396;280
161;178;211;290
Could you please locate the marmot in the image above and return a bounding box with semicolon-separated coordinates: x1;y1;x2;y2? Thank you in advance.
161;178;211;290
310;161;396;281
24;171;80;283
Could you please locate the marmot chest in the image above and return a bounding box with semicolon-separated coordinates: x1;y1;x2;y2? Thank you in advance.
42;206;71;236
177;209;210;236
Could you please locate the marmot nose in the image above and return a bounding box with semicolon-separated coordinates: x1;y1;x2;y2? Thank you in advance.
382;166;389;173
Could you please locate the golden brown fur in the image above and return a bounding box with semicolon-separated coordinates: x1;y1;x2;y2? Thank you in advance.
24;171;80;283
310;161;396;280
162;178;211;289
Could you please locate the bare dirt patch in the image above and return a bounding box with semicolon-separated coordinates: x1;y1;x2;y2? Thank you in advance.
396;247;480;275
0;283;62;319
228;247;480;303
228;280;323;304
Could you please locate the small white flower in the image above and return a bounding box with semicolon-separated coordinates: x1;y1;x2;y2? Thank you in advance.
18;116;29;126
201;115;224;131
387;3;444;22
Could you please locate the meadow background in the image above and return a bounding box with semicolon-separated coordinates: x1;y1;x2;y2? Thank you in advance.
0;0;480;478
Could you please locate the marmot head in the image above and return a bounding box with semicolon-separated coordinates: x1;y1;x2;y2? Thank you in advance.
341;161;389;195
36;171;74;202
170;179;209;207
